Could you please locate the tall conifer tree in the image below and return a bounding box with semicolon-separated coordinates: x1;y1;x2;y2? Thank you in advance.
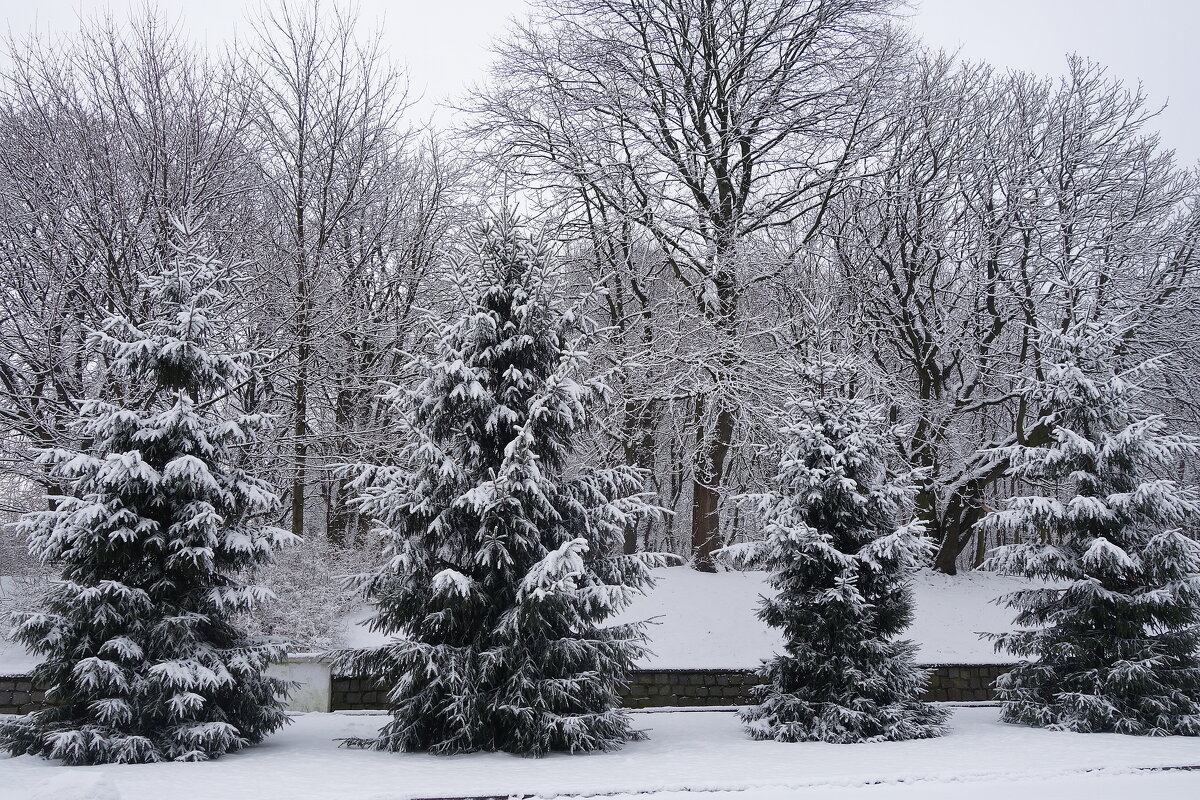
980;321;1200;735
0;220;295;764
734;381;947;743
335;215;662;756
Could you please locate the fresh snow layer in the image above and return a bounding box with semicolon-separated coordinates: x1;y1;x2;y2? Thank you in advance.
344;566;1037;668
0;639;36;675
612;566;1039;667
599;771;1200;800
1;566;1037;674
21;772;122;800
0;577;38;675
3;708;1199;800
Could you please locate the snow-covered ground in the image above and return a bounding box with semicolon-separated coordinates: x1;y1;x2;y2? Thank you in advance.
343;567;1036;668
0;640;35;675
0;577;37;675
601;772;1200;800
0;566;1040;674
611;566;1033;667
3;707;1198;800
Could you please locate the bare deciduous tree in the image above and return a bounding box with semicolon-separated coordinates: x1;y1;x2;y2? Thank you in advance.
471;0;901;569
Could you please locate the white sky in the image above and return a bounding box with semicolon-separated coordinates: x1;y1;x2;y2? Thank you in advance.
2;0;1197;164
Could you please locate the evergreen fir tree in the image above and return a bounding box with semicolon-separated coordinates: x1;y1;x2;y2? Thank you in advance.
733;385;948;743
979;320;1200;735
334;215;663;757
0;220;296;764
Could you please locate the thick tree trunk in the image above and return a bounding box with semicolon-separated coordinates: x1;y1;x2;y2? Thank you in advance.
690;254;739;572
933;482;988;575
931;418;1051;573
623;518;640;556
932;526;961;575
691;403;735;572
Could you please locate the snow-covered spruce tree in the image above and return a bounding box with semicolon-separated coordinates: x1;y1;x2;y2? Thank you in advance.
730;386;948;743
979;320;1200;735
333;215;663;757
0;221;295;765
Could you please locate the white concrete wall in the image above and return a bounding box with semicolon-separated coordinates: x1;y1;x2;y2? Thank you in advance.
268;654;332;713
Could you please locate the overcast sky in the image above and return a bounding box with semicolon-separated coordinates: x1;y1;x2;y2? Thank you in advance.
3;1;1197;164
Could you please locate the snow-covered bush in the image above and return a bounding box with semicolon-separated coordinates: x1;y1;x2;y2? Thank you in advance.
980;321;1200;735
731;389;947;743
0;222;296;764
334;214;664;756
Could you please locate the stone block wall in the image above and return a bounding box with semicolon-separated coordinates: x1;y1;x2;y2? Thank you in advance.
2;663;1014;716
923;663;1010;703
0;674;47;715
329;664;1014;711
330;670;762;711
621;669;759;708
331;676;389;711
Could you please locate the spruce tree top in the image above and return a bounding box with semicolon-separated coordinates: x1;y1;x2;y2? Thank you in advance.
27;224;293;583
728;372;946;744
735;389;934;652
351;214;652;590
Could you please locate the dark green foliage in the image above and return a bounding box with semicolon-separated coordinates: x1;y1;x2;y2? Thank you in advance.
734;392;947;743
0;223;295;764
981;322;1200;735
334;216;662;756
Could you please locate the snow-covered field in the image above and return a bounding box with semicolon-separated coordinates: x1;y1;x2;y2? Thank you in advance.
0;640;35;675
3;566;1034;674
2;569;1193;799
611;566;1034;667
0;577;37;675
3;707;1198;800
342;567;1037;669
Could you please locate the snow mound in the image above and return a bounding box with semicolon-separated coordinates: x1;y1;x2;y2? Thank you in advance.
0;639;38;674
1;565;1042;675
25;773;122;800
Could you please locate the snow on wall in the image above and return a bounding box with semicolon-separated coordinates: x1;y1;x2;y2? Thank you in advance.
0;640;37;675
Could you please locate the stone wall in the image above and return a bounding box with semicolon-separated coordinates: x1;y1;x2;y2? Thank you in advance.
267;654;333;713
0;674;46;716
1;663;1013;716
331;676;389;711
622;669;760;708
330;664;1014;711
924;663;1011;703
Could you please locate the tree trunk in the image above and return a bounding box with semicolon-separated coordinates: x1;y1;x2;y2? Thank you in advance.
932;527;960;575
291;285;311;541
291;386;307;540
931;419;1052;573
691;402;735;572
621;396;657;555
